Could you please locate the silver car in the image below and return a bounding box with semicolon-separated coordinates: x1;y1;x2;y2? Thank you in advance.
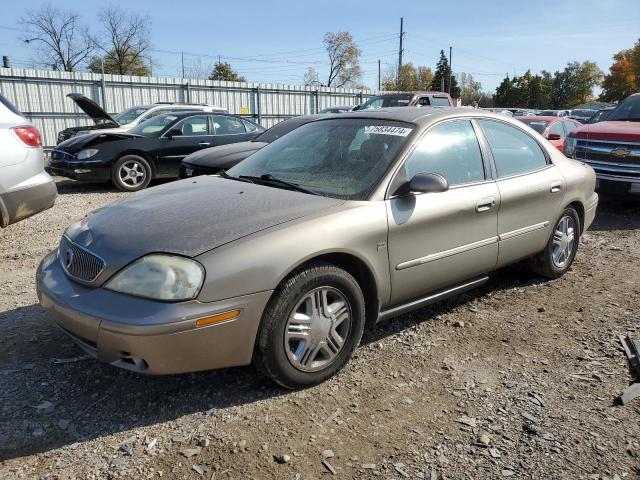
0;93;57;227
37;108;598;388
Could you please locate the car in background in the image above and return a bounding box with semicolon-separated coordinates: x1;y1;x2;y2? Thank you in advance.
0;93;57;227
538;110;570;117
587;107;615;124
564;93;640;195
568;109;598;124
57;93;228;143
512;109;539;117
48;112;264;191
180;114;326;178
353;92;453;110
518;116;582;152
318;106;355;113
38;107;597;388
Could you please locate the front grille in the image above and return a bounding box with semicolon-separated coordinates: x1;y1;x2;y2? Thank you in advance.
59;236;106;283
51;149;75;161
575;139;640;167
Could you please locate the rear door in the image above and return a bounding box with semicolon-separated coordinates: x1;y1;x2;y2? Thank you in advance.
211;115;254;147
156;115;214;176
476;119;565;268
387;119;499;304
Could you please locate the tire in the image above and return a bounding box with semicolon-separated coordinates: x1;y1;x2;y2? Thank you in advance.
111;155;152;192
597;180;631;196
530;207;580;279
254;262;366;389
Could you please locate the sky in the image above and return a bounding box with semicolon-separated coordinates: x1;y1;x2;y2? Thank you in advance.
0;0;639;93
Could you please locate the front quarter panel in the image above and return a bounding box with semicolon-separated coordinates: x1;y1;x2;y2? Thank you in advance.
195;201;391;306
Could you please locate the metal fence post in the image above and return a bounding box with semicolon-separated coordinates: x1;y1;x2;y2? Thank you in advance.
185;82;191;103
315;90;320;114
255;86;261;123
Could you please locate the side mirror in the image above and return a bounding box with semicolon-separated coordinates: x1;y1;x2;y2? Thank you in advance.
394;172;449;196
547;133;562;141
166;128;182;138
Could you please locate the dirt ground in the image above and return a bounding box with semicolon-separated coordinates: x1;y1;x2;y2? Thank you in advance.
1;179;639;480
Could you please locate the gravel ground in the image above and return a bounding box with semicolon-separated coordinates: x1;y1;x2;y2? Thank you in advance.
1;178;639;480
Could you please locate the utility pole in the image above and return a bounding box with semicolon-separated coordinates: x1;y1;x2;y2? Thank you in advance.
448;46;452;95
378;59;381;91
398;17;404;88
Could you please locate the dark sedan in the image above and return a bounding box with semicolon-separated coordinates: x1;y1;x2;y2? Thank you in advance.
179;114;325;178
48;112;264;191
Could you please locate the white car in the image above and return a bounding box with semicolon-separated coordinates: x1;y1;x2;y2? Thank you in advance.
57;94;228;143
0;93;57;227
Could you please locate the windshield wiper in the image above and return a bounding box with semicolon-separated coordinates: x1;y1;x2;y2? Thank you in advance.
218;170;254;183
238;174;318;195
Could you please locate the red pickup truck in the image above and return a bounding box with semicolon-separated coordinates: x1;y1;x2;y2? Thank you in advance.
564;93;640;195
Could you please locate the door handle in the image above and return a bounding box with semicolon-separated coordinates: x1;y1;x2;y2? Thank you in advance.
476;197;495;213
198;142;211;147
550;182;562;193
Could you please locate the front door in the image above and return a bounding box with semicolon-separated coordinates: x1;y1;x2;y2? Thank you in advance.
157;115;214;176
387;119;500;304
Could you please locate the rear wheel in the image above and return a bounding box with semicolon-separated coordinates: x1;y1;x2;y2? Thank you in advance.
530;207;580;279
111;155;152;192
254;263;365;389
597;180;631;196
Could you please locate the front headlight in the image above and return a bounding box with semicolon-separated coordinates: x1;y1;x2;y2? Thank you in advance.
563;136;577;157
105;255;205;301
76;148;99;160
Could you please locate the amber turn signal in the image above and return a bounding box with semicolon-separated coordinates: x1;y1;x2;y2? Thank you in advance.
195;309;241;327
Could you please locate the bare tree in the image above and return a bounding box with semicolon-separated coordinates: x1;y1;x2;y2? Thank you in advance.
20;3;93;71
324;32;361;88
303;67;320;87
91;5;151;75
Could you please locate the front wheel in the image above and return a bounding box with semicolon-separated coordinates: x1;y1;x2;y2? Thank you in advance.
254;263;366;389
530;207;580;279
111;155;152;192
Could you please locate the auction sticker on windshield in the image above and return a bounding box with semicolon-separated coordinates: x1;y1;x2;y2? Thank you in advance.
364;125;413;136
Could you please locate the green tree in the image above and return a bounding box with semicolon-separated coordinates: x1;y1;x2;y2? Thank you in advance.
431;50;460;98
209;61;246;82
551;61;603;108
458;72;483;105
494;75;517;107
88;49;150;76
382;63;433;91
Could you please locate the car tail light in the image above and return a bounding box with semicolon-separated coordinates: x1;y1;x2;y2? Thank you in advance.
12;126;42;147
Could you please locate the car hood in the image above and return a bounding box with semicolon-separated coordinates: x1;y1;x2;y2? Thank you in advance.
56;131;141;152
572;121;640;142
182;141;268;168
64;176;345;277
67;93;120;127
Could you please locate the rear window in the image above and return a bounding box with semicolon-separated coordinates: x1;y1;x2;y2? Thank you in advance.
0;93;23;117
520;119;549;134
429;96;451;107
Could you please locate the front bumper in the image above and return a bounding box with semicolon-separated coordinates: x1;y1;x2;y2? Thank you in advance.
46;160;111;182
36;250;272;374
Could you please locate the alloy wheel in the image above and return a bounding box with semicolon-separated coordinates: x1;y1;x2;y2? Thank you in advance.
552;215;576;269
284;286;352;373
119;160;146;187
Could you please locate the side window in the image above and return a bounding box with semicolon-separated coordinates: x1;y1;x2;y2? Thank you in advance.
417;97;430;106
548;122;564;138
562;121;579;136
243;120;258;132
404;120;485;187
213;116;247;135
174;115;210;136
143;109;173;121
478;119;548;178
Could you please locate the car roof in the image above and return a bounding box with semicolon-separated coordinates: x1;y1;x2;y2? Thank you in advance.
374;91;451;97
156;110;240;119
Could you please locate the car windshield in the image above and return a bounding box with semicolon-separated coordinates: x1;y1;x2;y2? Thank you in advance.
130;114;179;136
520;119;549;133
606;95;640;121
227;118;414;200
429;96;451;106
113;107;149;125
359;94;413;110
255;117;313;143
